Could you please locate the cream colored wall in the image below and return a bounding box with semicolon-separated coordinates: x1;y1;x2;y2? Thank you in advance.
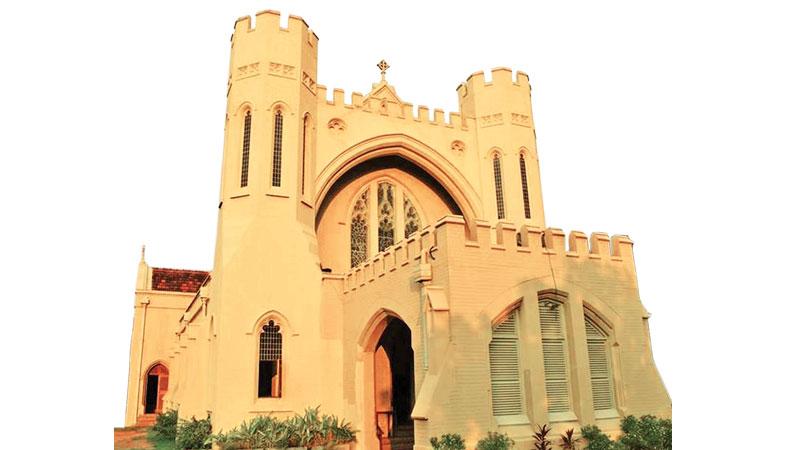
335;217;671;449
124;9;670;447
124;262;194;426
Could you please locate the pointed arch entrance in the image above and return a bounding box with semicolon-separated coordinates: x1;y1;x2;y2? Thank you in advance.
361;313;415;450
143;363;169;414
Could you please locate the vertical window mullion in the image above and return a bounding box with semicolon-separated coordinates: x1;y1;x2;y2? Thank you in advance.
300;115;308;196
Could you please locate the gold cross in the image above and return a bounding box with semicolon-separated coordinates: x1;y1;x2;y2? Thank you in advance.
377;59;389;81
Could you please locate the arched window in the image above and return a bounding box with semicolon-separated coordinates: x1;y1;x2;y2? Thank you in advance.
258;320;282;398
350;189;369;267
272;110;284;187
539;299;572;414
377;182;395;252
585;315;616;413
240;111;252;188
493;154;505;219
489;309;523;417
349;180;424;268
403;194;420;238
519;153;531;219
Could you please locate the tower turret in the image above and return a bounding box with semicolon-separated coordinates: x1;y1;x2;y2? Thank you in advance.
458;68;546;227
207;12;338;429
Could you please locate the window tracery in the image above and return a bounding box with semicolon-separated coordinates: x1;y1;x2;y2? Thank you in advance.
349;180;423;268
350;189;369;267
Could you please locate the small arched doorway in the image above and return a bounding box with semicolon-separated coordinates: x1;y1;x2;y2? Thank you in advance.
374;318;415;450
144;363;169;414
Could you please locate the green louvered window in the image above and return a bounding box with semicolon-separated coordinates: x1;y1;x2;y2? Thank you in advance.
489;309;523;416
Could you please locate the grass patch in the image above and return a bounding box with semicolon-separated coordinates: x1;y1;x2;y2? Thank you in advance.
147;429;176;450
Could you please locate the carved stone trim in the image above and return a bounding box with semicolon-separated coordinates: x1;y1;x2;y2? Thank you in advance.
328;118;346;132
479;113;503;127
450;140;465;152
268;62;296;79
511;113;531;127
235;62;260;80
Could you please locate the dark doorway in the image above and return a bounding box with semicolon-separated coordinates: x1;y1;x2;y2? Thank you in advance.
375;318;415;450
145;375;159;413
143;363;169;414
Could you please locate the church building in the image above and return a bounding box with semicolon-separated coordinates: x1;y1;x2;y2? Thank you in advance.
124;10;671;450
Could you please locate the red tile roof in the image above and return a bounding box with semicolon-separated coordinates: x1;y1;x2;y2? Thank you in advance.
151;267;209;293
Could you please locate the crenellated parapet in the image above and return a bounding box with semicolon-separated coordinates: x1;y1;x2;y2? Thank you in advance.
341;215;636;295
316;85;469;130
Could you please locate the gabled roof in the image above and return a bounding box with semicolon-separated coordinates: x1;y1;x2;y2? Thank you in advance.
151;267;209;293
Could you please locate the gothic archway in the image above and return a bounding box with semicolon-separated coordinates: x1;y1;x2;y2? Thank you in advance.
143;363;169;414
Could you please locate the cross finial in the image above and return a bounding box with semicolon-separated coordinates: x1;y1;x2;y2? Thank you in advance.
377;59;389;81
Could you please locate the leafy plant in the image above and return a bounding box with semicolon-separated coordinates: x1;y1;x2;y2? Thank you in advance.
153;409;178;440
477;432;514;450
176;415;212;449
532;424;552;450
430;433;466;450
580;425;617;450
210;407;357;449
557;429;581;450
617;415;671;450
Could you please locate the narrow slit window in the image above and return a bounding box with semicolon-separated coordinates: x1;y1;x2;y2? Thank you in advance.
258;320;282;398
300;115;308;196
240;111;252;188
493;154;505;219
519;154;531;219
272;110;283;187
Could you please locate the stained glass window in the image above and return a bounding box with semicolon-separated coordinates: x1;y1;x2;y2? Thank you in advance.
377;182;395;252
404;194;420;238
350;189;369;267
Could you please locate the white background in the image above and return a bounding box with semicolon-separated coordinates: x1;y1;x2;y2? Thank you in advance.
1;1;798;447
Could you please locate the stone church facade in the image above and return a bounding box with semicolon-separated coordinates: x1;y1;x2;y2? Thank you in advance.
124;10;671;450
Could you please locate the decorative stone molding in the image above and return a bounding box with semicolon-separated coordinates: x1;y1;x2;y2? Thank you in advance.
327;118;346;132
450;140;465;152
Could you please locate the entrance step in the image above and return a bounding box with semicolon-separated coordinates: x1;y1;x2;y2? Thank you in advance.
136;414;158;427
391;424;414;450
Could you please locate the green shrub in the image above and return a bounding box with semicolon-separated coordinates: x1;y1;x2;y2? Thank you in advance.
210;407;357;449
477;432;514;450
153;409;178;440
580;425;617;450
175;416;212;449
430;433;466;450
617;415;671;450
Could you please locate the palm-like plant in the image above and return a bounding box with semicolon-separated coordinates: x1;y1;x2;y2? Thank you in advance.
532;424;553;450
558;429;581;450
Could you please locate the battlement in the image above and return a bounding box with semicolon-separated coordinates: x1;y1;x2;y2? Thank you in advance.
233;10;319;48
456;67;531;97
341;216;635;293
316;85;468;129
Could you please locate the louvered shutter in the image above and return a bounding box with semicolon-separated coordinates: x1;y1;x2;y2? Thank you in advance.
489;310;523;416
585;317;615;411
539;301;571;413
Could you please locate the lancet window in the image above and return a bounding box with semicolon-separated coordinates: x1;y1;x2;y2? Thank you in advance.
493;154;505;219
240;111;252;188
258;320;282;398
272;110;283;187
519;153;531;219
